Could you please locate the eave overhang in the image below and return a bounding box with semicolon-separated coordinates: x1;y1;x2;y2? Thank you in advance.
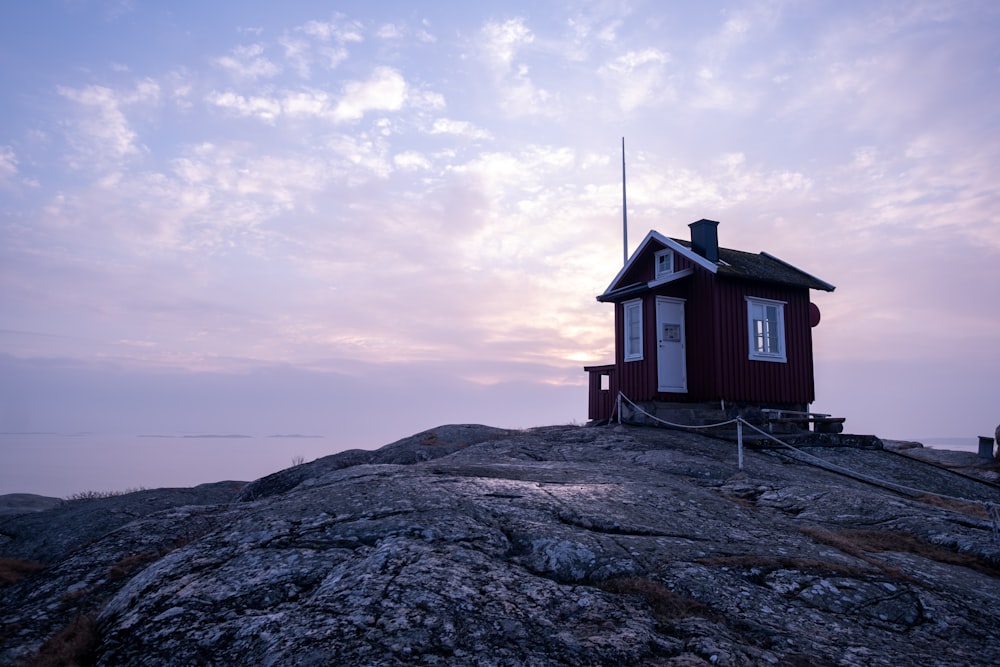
597;230;716;301
760;252;836;292
596;282;648;303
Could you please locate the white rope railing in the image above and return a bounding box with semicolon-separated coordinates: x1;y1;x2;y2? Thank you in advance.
616;392;746;471
741;416;1000;545
613;391;1000;542
616;392;739;430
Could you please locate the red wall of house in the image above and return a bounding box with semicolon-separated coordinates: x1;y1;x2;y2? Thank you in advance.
613;298;656;403
612;269;816;407
709;277;816;405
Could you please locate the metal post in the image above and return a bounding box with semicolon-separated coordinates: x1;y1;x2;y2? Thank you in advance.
737;419;744;471
617;392;622;425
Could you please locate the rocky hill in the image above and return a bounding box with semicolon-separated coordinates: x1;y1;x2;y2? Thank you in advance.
2;423;1000;666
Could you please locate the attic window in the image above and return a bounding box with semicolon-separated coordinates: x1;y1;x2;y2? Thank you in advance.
746;297;787;363
654;250;674;278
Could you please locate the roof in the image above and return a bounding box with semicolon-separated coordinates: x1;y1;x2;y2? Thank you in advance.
598;229;835;302
673;239;836;292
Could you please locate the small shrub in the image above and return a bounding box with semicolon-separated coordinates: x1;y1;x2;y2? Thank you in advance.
291;455;305;466
20;614;99;667
65;487;146;502
0;557;44;587
598;576;709;622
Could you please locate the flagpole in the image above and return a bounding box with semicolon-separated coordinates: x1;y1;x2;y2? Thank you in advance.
621;137;628;266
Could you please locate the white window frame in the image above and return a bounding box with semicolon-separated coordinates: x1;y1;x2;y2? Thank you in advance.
623;298;643;362
654;249;674;279
746;296;787;363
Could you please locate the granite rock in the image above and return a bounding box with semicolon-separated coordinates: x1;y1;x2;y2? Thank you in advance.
3;424;1000;666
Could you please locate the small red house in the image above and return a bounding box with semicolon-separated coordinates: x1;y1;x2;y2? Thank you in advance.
585;219;835;421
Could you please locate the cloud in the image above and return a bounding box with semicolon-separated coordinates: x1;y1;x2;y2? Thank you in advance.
376;23;403;40
375;21;436;44
206;72;428;126
278;36;314;78
57;79;160;169
301;18;364;43
480;18;534;71
430;118;493;140
393;151;431;171
476;18;556;117
213;44;281;80
321;132;394;179
499;73;556;117
281;16;363;78
0;146;18;187
599;48;672;112
712;2;784;55
331;66;408;122
206;90;283;122
282;89;331;116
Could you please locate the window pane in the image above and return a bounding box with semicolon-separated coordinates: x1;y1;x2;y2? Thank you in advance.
625;302;642;359
747;298;786;360
628;315;639;354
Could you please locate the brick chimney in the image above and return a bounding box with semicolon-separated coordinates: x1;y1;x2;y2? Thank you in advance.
688;219;720;263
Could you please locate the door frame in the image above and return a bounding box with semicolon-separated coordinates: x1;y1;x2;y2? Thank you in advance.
655;296;688;393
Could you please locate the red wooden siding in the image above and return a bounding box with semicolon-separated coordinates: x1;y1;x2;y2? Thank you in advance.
709;277;815;405
613;298;657;404
609;270;816;407
584;364;616;420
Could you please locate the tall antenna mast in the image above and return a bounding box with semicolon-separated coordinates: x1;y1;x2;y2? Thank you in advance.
621;137;628;266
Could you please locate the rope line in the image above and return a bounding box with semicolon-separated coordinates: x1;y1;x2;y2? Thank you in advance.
988;503;1000;543
615;391;1000;543
617;392;739;430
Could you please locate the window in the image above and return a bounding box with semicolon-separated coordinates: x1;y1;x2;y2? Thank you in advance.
623;298;643;361
746;297;787;362
654;250;674;279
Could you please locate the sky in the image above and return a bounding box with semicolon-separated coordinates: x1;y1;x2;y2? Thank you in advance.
2;1;999;493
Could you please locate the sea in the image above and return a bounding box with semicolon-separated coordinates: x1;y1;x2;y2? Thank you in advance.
911;437;983;454
0;432;991;499
0;432;352;498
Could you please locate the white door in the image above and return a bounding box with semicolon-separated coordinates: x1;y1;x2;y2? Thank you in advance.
656;297;687;392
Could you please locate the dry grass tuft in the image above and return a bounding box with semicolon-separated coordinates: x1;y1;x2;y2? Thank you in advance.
598;576;709;622
914;494;989;518
108;551;158;580
718;493;756;509
0;557;44;587
20;614;100;667
59;587;90;605
696;554;871;578
801;527;1000;579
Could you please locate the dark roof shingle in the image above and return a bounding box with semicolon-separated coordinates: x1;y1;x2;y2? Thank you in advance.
672;239;835;292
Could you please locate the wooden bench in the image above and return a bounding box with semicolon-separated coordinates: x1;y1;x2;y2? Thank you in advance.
762;410;846;434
